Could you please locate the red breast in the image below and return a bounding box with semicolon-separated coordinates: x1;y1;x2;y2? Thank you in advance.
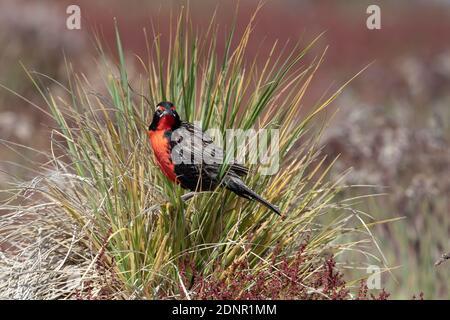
148;130;178;183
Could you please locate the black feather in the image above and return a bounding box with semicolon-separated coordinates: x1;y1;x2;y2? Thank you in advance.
155;109;280;216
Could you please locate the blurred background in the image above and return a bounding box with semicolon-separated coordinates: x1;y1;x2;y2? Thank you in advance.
0;0;449;299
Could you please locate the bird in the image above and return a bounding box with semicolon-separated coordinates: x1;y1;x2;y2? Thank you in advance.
147;101;281;216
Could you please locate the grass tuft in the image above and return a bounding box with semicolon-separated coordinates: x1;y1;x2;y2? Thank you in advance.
0;9;386;299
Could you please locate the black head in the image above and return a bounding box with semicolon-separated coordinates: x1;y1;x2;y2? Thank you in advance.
149;101;181;131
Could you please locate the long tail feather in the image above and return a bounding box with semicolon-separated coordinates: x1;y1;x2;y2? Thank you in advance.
224;176;281;216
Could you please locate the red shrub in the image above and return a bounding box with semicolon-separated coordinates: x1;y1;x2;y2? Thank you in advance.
171;246;389;300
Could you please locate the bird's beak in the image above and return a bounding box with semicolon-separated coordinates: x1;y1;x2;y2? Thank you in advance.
160;109;174;117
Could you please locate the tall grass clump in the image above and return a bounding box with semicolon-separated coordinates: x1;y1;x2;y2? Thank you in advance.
0;9;386;299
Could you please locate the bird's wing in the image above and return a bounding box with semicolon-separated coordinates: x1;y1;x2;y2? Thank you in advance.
171;121;249;177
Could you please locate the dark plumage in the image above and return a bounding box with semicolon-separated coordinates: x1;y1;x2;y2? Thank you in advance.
148;101;280;215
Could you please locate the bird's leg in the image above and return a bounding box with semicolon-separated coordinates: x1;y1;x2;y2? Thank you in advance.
181;191;196;202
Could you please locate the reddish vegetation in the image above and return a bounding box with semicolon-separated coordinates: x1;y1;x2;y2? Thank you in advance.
173;245;389;300
71;237;391;300
357;281;390;300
